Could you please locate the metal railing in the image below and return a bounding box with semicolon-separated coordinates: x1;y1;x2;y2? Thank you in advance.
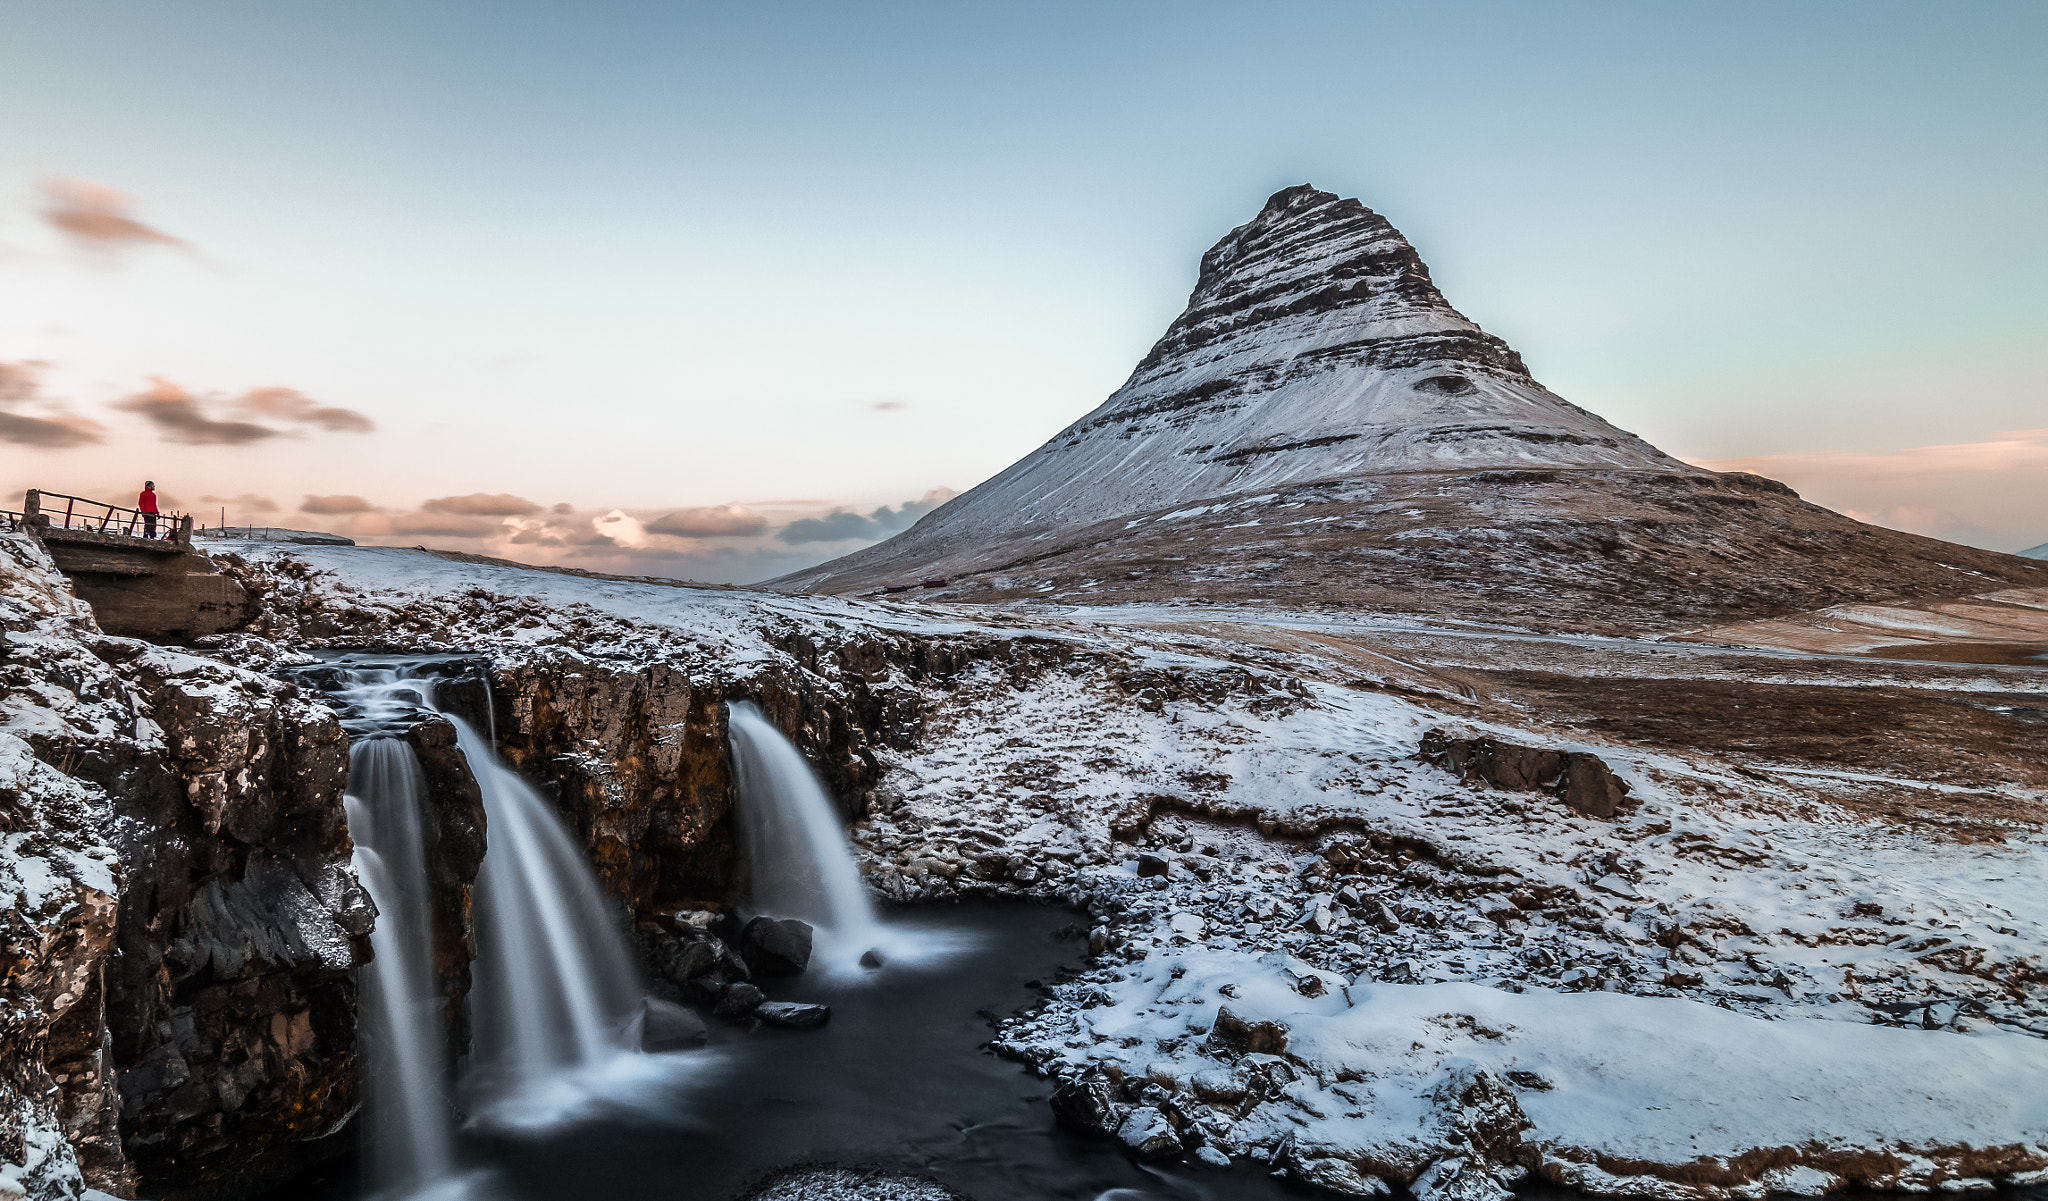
21;489;190;543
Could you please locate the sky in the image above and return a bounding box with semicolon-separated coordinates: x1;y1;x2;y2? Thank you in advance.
2;0;2044;580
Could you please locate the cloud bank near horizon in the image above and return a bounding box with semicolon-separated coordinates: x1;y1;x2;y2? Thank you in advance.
161;488;966;584
1699;429;2048;554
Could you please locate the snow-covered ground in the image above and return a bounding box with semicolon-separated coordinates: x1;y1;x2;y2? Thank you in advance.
181;540;2048;1196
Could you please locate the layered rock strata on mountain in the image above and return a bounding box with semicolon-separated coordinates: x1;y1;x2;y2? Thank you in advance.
769;187;2048;628
1;533;372;1201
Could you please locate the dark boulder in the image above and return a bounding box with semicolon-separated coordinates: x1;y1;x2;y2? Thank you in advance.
1136;853;1171;878
713;982;766;1017
740;917;814;976
1203;1005;1289;1057
1420;729;1630;820
669;937;724;983
1561;753;1629;818
1049;1074;1127;1138
754;1001;831;1028
1117;1106;1184;1161
633;998;709;1051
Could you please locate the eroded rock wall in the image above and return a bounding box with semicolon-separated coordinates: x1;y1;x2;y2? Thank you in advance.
1;533;371;1201
477;627;1066;919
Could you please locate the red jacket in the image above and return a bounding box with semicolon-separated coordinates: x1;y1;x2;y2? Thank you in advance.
138;489;158;514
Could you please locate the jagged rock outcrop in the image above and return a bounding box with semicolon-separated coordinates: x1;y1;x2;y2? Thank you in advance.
768;187;2048;633
1;533;371;1200
0;734;127;1200
400;718;487;1061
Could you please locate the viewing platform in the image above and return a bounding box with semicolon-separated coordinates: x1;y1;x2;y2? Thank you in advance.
8;489;254;642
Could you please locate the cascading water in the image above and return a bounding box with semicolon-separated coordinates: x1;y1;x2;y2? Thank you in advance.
727;701;888;970
322;656;647;1192
453;709;642;1093
342;719;455;1195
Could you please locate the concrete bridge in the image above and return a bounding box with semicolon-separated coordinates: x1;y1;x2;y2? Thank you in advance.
9;489;254;641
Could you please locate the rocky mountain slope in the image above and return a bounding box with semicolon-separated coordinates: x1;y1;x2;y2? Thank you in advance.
769;187;2048;633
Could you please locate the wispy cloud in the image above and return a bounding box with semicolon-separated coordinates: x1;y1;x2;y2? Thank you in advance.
40;177;186;254
198;492;279;514
113;377;376;444
421;492;541;516
301;494;375;514
0;359;105;447
115;377;278;444
647;503;768;538
775;488;955;544
236;386;375;432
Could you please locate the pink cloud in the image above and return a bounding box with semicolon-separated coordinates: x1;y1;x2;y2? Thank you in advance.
40;177;186;252
1696;430;2048;552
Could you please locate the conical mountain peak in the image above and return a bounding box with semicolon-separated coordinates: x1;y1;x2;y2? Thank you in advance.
773;185;1689;591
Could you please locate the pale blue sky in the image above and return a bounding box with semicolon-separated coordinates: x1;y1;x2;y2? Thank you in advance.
3;1;2043;576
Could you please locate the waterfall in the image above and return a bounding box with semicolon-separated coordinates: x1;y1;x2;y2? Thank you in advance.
727;701;886;970
344;735;454;1193
325;657;645;1180
452;709;641;1091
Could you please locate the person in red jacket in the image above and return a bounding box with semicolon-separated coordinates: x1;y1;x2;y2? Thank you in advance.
138;481;158;538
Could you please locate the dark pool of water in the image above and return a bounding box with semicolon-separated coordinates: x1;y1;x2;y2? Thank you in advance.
263;902;2048;1201
269;903;1302;1201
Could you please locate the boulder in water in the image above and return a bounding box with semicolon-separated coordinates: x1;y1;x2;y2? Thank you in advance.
1116;1106;1184;1160
754;1001;831;1028
741;916;814;976
859;948;885;969
714;982;766;1017
634;998;709;1051
1049;1074;1128;1138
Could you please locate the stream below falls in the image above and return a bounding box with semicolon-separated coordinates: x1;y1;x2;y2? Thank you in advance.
269;904;1300;1201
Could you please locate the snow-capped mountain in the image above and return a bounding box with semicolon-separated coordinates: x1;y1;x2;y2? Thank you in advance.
769;186;2048;631
934;185;1683;528
775;186;1680;578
